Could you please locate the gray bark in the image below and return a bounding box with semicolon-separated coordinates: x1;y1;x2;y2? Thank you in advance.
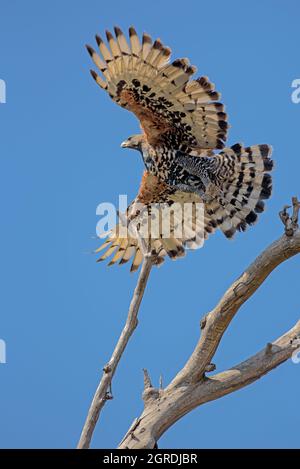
118;200;300;449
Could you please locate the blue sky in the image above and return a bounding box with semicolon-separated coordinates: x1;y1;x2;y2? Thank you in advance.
0;0;299;449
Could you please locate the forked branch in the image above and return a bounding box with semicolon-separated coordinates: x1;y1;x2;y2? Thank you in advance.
118;198;300;449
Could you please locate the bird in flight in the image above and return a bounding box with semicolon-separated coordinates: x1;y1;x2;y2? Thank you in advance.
86;26;273;271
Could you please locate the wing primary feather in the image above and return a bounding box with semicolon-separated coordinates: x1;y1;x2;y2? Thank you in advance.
90;69;108;90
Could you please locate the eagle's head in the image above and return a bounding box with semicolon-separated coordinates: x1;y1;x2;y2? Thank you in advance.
120;134;145;152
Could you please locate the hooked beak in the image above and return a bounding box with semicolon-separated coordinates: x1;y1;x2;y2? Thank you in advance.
120;140;129;148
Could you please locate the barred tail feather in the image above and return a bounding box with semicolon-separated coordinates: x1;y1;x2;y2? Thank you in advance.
206;143;273;238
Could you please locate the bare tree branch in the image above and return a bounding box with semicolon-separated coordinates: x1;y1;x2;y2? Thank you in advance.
118;199;300;449
208;319;300;392
171;231;300;388
119;320;300;449
77;256;153;449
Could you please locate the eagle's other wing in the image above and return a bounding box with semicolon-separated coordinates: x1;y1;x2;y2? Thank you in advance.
95;171;217;272
86;27;228;150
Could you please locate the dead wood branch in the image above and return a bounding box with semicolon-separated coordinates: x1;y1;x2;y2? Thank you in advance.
77;256;153;449
118;197;300;449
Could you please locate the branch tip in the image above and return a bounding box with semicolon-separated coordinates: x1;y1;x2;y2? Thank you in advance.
159;374;163;390
143;368;152;389
279;196;300;236
142;369;160;404
291;197;300;225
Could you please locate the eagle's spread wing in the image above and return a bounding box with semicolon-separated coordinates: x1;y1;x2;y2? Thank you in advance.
95;172;217;272
86;27;228;150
